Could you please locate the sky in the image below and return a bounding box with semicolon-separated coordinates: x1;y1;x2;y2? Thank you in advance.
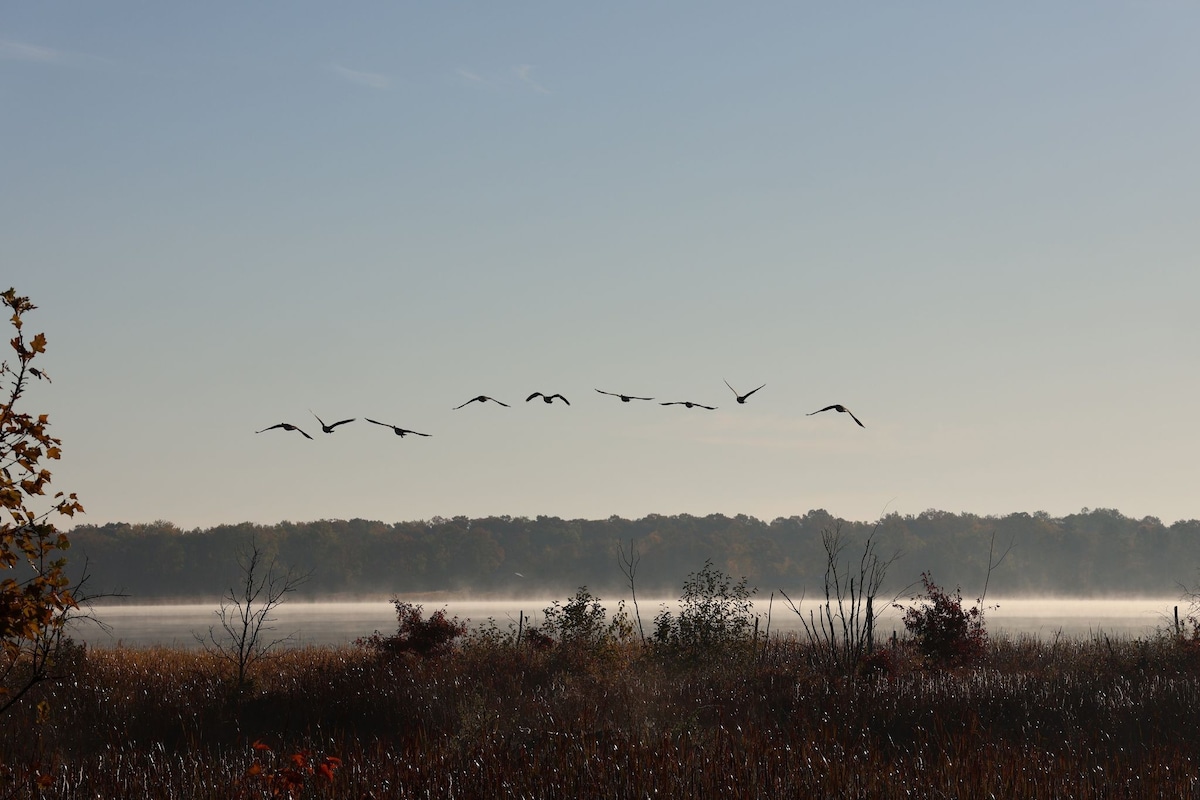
4;3;1199;530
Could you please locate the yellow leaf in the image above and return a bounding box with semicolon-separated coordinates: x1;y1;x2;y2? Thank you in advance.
30;332;46;353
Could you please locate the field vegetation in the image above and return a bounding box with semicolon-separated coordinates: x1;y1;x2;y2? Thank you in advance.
4;575;1200;799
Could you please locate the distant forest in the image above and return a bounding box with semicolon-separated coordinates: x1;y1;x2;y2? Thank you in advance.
62;508;1200;603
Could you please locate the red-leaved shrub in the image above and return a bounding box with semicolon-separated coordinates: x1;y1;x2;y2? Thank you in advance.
898;573;988;668
358;600;467;658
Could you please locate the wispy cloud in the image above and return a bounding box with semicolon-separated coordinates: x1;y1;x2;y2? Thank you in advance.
456;67;486;84
0;39;67;64
329;62;390;89
514;64;551;94
453;64;553;94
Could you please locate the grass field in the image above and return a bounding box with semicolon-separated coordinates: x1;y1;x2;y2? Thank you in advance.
3;625;1200;799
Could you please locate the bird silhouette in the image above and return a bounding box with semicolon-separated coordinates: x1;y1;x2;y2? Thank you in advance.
256;423;313;440
724;380;765;404
365;418;431;437
661;401;717;410
595;389;654;402
453;395;510;409
807;404;865;428
526;392;569;405
311;411;356;433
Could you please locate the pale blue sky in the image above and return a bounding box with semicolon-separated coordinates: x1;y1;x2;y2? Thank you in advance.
6;3;1198;529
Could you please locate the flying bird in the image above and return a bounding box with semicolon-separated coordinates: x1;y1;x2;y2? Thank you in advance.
365;418;431;437
661;401;717;410
724;380;765;404
453;395;510;409
256;423;313;440
807;404;865;428
595;389;654;402
526;392;569;405
311;411;356;433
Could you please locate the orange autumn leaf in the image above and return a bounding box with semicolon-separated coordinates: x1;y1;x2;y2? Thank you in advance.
318;756;342;781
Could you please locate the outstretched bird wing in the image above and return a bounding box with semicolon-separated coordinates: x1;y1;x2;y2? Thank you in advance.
526;392;544;402
314;411;356;431
597;389;653;401
807;405;865;427
549;394;570;405
258;423;312;439
742;384;766;400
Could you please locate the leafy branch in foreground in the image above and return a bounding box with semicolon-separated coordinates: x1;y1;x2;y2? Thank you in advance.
0;288;84;717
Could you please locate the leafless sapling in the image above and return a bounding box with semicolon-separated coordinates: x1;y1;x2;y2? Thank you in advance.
198;540;310;695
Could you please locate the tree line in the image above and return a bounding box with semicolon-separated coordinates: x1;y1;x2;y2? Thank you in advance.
63;507;1200;601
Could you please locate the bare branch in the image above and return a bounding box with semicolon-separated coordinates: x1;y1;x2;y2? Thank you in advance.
617;538;645;643
196;538;310;695
980;529;1015;604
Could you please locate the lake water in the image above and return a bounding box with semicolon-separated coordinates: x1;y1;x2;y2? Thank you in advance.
67;596;1188;649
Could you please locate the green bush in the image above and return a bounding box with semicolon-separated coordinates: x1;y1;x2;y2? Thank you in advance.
653;560;757;660
536;587;633;648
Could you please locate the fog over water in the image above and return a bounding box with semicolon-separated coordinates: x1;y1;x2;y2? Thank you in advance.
70;597;1183;649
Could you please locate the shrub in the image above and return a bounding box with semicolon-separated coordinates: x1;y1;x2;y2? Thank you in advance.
897;573;988;668
653;560;756;661
522;588;636;675
538;587;632;647
540;587;608;646
359;600;467;658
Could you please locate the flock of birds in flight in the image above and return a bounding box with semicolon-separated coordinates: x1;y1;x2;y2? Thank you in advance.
255;381;865;440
